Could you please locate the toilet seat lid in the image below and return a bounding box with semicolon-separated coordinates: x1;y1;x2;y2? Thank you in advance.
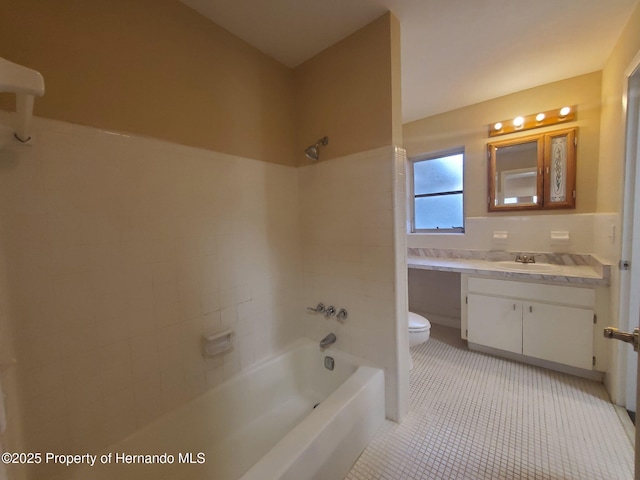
408;312;431;331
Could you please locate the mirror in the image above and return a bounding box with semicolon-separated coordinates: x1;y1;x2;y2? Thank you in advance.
488;128;576;211
490;136;543;209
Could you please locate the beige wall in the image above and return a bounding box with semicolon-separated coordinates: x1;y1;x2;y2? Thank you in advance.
0;2;399;168
403;72;602;217
390;14;403;148
0;0;297;166
598;2;640;213
408;269;460;325
294;13;400;165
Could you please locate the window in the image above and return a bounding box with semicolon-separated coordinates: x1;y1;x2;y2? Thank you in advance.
410;148;464;233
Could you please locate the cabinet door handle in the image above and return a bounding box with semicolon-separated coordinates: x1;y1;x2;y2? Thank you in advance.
529;305;533;313
513;304;516;310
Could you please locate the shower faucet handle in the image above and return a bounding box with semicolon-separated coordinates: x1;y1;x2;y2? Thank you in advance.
336;308;348;321
324;306;336;318
307;303;325;314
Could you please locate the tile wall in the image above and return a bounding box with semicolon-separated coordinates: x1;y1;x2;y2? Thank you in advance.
0;223;22;480
0;115;302;479
298;146;406;421
408;213;620;258
392;147;410;422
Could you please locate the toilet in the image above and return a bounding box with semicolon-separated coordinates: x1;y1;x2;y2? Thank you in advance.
408;311;431;347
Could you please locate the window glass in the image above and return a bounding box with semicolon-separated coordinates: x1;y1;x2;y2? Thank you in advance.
411;149;464;233
414;154;463;195
414;194;463;230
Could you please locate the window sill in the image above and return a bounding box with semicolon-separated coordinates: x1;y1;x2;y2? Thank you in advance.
409;231;466;236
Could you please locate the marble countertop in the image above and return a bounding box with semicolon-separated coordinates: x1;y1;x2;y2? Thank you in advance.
407;248;610;286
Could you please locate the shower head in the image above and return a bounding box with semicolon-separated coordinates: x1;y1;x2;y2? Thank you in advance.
305;136;329;161
304;145;319;161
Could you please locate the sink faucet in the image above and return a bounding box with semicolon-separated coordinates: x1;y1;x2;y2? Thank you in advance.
515;254;536;264
320;333;336;349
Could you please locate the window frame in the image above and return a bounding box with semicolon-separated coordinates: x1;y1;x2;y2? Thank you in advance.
409;147;465;234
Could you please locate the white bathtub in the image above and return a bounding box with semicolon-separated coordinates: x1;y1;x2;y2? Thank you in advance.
66;338;385;480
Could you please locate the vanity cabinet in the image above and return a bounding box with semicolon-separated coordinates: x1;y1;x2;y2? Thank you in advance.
467;294;522;354
466;277;594;370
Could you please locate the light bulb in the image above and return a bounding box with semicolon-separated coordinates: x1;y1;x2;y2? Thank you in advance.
559;106;571;117
494;122;503;131
513;116;525;127
536;113;545;122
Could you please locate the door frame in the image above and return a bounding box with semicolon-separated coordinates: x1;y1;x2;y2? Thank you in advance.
617;47;640;480
619;51;640;413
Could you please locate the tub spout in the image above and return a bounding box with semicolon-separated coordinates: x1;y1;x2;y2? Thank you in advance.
320;333;336;349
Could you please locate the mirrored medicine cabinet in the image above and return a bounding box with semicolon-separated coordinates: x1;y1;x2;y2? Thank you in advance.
487;127;577;211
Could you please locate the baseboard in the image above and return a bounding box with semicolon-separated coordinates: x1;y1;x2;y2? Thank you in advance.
468;342;605;382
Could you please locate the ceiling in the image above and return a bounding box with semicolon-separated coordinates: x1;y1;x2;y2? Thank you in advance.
179;0;639;123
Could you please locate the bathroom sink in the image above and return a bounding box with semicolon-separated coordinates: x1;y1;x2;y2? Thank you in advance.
494;261;562;273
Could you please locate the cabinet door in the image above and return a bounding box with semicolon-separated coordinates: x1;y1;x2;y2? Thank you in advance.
522;301;593;370
467;294;522;354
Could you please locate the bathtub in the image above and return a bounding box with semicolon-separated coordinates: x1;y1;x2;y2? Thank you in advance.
66;338;385;480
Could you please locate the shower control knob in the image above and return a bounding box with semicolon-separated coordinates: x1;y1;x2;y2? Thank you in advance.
336;308;348;321
324;306;336;318
307;303;325;314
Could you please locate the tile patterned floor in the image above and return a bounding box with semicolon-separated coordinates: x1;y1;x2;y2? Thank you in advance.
346;325;634;480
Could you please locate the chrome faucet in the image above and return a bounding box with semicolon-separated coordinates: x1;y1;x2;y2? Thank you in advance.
319;333;336;349
515;254;536;264
324;306;336;318
307;303;325;314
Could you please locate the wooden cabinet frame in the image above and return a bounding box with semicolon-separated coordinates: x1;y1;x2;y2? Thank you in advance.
488;127;577;212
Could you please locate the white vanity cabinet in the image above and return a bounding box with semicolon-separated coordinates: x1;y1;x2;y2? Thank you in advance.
466;276;595;371
467;294;523;354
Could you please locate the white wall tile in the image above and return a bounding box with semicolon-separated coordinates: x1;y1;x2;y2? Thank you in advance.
0;116;301;460
408;213;599;253
2;116;402;469
298;146;402;420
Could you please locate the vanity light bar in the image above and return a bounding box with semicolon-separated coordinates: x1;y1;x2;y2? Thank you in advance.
488;106;576;137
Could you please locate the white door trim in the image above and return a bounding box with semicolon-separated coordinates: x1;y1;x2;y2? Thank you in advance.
617;48;640;410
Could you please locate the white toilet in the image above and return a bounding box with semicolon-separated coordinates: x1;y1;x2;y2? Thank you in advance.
408;311;431;347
